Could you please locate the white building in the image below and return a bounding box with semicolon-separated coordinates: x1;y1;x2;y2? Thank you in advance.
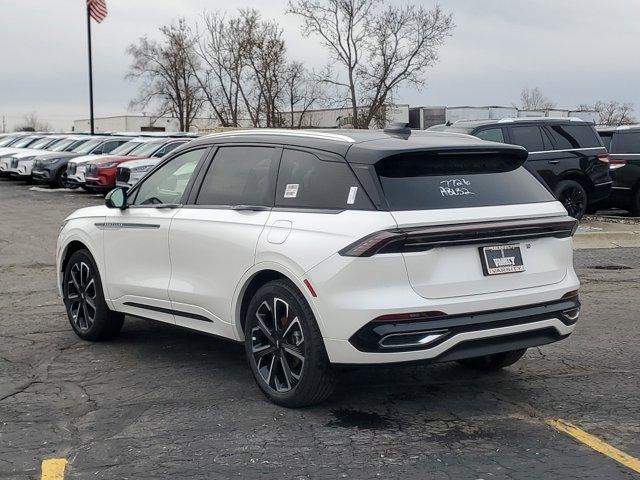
409;105;599;129
73;105;411;134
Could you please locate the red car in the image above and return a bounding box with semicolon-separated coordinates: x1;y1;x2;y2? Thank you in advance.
84;138;190;192
84;154;146;192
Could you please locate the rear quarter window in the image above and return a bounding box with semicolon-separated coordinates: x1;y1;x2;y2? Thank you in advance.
276;149;372;210
546;124;602;149
475;128;505;143
612;132;640;154
375;152;555;211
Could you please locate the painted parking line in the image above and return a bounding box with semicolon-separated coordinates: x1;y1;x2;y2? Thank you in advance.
41;458;67;480
548;419;640;474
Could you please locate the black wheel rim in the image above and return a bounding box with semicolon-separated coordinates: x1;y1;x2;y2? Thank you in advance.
66;261;97;331
251;297;305;393
560;186;586;218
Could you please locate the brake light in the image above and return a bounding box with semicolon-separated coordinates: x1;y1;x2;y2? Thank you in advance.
597;153;610;164
339;217;578;257
609;157;627;170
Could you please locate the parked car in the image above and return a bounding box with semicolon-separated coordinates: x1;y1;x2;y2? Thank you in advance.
4;135;71;179
31;136;110;188
0;135;60;176
57;128;580;407
85;138;190;192
429;118;611;219
66;137;134;189
597;125;640;214
8;136;94;181
0;134;48;157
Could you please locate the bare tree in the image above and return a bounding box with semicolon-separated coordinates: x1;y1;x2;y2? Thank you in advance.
287;0;454;128
192;9;323;128
191;12;245;127
520;87;556;110
126;19;204;131
590;100;636;126
15;112;51;132
281;61;326;127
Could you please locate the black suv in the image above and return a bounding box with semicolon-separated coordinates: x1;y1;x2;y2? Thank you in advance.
429;118;611;218
597;125;640;214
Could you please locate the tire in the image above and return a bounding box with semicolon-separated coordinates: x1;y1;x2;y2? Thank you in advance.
54;169;68;189
244;279;336;407
457;348;527;371
555;180;588;219
62;249;124;341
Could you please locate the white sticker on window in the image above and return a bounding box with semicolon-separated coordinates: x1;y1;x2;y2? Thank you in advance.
284;183;299;198
347;186;358;204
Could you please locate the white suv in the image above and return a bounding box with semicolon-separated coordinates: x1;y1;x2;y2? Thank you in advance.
56;128;580;407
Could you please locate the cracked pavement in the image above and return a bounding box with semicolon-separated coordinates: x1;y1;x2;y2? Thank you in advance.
1;180;639;479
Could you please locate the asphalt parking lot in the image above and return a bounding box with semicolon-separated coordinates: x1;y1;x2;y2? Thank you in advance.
1;180;639;479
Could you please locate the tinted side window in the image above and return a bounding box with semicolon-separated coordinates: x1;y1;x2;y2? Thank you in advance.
196;146;277;206
508;126;545;152
475;128;505;143
546;124;601;149
276;149;371;210
132;148;205;206
612;132;640;154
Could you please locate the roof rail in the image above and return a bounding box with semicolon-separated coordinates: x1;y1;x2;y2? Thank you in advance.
203;129;356;143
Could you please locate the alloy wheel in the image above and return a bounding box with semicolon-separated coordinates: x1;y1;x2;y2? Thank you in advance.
66;261;97;331
561;187;586;218
251;297;305;393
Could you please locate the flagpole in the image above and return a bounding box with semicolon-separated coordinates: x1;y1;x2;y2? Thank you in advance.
86;2;95;135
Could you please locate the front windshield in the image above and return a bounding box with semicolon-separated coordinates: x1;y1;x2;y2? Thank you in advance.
0;136;20;147
74;138;103;154
44;138;67;150
64;139;89;152
128;141;164;157
109;140;143;156
49;138;76;152
11;136;41;148
26;137;52;149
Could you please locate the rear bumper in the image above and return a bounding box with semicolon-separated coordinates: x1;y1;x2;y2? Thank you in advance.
326;297;579;365
589;181;613;204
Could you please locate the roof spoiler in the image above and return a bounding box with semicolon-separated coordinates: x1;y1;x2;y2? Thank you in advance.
384;122;412;137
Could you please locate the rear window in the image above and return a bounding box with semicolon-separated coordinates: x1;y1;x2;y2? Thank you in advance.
546;124;602;149
376;153;554;211
612;132;640;154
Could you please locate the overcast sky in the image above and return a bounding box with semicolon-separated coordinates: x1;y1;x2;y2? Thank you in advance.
1;0;638;130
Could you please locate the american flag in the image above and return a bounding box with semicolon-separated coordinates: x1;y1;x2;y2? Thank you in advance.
87;0;108;23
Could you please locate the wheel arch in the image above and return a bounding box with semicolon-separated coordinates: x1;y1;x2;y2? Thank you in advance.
232;263;322;342
556;171;593;199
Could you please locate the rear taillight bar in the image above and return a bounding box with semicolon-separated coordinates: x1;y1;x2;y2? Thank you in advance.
597;153;611;164
339;216;578;257
609;157;627;170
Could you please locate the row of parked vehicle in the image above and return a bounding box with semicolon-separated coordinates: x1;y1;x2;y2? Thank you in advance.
0;131;197;192
1;118;639;219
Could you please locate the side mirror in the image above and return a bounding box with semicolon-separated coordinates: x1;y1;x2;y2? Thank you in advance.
105;187;127;210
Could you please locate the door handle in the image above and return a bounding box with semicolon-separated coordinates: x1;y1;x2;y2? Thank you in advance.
231;205;271;211
154;203;182;209
548;160;560;165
